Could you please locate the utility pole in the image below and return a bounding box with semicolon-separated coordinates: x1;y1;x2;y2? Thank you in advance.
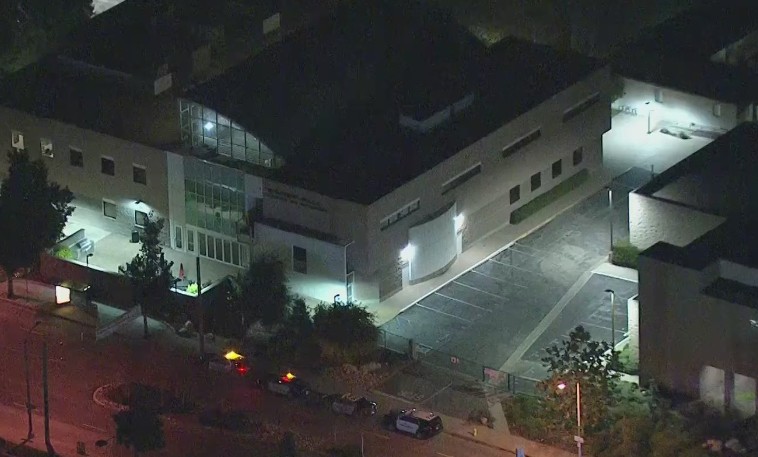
42;341;54;456
196;256;204;355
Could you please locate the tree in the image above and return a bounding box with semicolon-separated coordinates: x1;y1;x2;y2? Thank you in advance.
312;301;378;365
119;217;174;338
278;431;297;457
236;254;290;327
113;406;165;457
0;150;73;297
0;0;93;74
269;297;319;364
537;326;619;439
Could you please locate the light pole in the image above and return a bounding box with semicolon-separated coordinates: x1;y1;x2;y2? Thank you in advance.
85;253;93;306
24;320;42;440
605;289;616;348
645;101;654;134
607;187;614;255
558;381;583;457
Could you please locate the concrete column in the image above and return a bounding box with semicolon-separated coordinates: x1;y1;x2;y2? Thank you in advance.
627;296;639;360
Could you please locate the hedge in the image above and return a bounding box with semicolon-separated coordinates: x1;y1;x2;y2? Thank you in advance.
611;241;641;269
510;168;589;224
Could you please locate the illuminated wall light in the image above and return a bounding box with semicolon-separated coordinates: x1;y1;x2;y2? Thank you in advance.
55;286;71;305
400;244;416;263
454;214;465;232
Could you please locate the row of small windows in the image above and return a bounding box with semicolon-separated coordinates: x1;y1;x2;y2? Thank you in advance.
509;147;583;204
441;163;482;195
102;200;149;227
186;227;250;268
380;199;420;230
563;92;601;123
11;131;148;185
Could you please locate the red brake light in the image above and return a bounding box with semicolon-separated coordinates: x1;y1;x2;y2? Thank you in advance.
236;365;249;375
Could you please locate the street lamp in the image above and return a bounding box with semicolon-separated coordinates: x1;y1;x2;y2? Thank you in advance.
605;289;616;348
607;187;614;256
24;320;42;440
557;380;583;457
645;101;654;134
85;253;93;306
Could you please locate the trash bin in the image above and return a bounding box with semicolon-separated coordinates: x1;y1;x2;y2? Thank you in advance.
131;230;140;243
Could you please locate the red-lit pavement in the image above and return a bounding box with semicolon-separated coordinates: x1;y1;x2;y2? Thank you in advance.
0;303;509;457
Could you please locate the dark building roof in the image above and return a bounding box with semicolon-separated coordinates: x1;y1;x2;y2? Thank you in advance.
613;0;758;103
186;0;601;204
637;122;758;220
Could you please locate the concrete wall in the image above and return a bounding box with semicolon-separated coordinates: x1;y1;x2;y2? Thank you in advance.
364;66;612;299
407;203;457;283
629;192;726;249
0;106;171;238
252;222;347;303
614;77;744;133
639;252;758;415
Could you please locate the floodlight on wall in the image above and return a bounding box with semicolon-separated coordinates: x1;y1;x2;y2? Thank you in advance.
204;121;214;130
454;213;465;232
400;244;416;263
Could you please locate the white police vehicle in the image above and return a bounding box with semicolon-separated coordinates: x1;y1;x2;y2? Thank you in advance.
384;408;443;438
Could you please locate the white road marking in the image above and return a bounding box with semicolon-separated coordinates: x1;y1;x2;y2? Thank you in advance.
82;424;107;433
434;292;492;312
436;453;454;457
451;280;506;300
469;269;527;289
415;304;472;323
366;431;390;440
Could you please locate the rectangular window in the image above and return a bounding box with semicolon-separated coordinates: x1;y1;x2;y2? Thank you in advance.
379;198;421;231
502;129;541;158
509;185;520;204
40;138;53;158
188;230;195;252
713;103;722;117
101;156;115;176
133;165;147;185
530;172;541;191
346;272;355;302
441;163;482;194
552;159;562;178
11;130;24;149
198;232;207;256
135;210;148;227
207;235;215;258
215;238;223;261
103;200;117;219
654;88;664;103
573;147;583;166
293;246;307;274
69;148;83;167
562;92;601;122
175;226;183;249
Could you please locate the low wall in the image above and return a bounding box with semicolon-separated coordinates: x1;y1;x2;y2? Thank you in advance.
12;279;56;303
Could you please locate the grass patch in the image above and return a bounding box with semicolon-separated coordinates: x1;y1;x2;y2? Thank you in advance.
617;344;639;375
510;169;589;224
611;241;641;269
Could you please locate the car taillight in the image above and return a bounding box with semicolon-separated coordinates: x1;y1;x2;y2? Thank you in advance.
236;365;249;375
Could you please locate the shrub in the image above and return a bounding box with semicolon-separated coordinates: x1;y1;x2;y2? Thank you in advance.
186;282;199;296
617;345;639;375
612;241;641;269
313;302;378;365
510;169;589;224
502;395;545;440
54;246;74;260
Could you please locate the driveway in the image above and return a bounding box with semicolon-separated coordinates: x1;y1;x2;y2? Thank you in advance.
380;168;651;374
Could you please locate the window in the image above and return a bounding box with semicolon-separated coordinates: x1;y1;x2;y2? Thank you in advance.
713;103;722;117
40;138;53;158
380;199;421;230
562;92;601;122
530;172;542;191
654;88;663;103
572;147;583;166
441;163;482;194
509;185;520;204
69;148;83;167
11;131;24;149
552;159;562;178
346;272;355;302
293;246;307;274
135;210;149;227
198;232;206;256
103;200;117;219
187;230;195;252
133;165;147;185
101;156;115;176
175;226;183;249
502;129;541;158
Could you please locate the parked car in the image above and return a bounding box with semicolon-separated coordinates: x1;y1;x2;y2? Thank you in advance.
383;408;443;439
331;394;377;417
262;372;310;398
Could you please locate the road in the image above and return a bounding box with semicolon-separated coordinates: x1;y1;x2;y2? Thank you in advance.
0;302;507;457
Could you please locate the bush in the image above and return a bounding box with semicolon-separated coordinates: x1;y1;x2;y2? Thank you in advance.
54;246;74;260
467;409;495;428
612;241;641;269
186;282;199;295
313;302;378;365
617;345;639;375
510;169;589;224
502;395;545;440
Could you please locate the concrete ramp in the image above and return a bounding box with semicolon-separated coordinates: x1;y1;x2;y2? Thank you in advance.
96;306;141;340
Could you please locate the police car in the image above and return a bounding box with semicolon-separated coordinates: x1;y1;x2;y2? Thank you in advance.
384;408;443;438
262;372;310;398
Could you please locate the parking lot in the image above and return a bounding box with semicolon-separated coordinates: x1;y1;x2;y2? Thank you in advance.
380;168;650;374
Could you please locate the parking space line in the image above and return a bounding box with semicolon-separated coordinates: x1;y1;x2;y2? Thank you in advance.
434;292;491;312
469;269;527;289
487;257;542;276
581;321;613;333
452;280;506;300
367;431;390;440
415;304;472;323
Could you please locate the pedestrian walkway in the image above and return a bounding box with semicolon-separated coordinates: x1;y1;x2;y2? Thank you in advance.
0;403;108;457
372;168;615;325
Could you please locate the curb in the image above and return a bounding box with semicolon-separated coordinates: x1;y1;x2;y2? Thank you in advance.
446;430;519;456
0;296;97;328
92;384;128;412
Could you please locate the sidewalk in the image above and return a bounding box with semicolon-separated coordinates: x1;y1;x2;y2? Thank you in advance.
372;168;614;325
0;403;108;457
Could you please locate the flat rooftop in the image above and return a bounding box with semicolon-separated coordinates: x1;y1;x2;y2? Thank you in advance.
185;0;601;204
613;0;758;103
637;122;758;219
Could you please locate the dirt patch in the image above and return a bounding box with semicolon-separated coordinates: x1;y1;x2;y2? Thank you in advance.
103;382;196;414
